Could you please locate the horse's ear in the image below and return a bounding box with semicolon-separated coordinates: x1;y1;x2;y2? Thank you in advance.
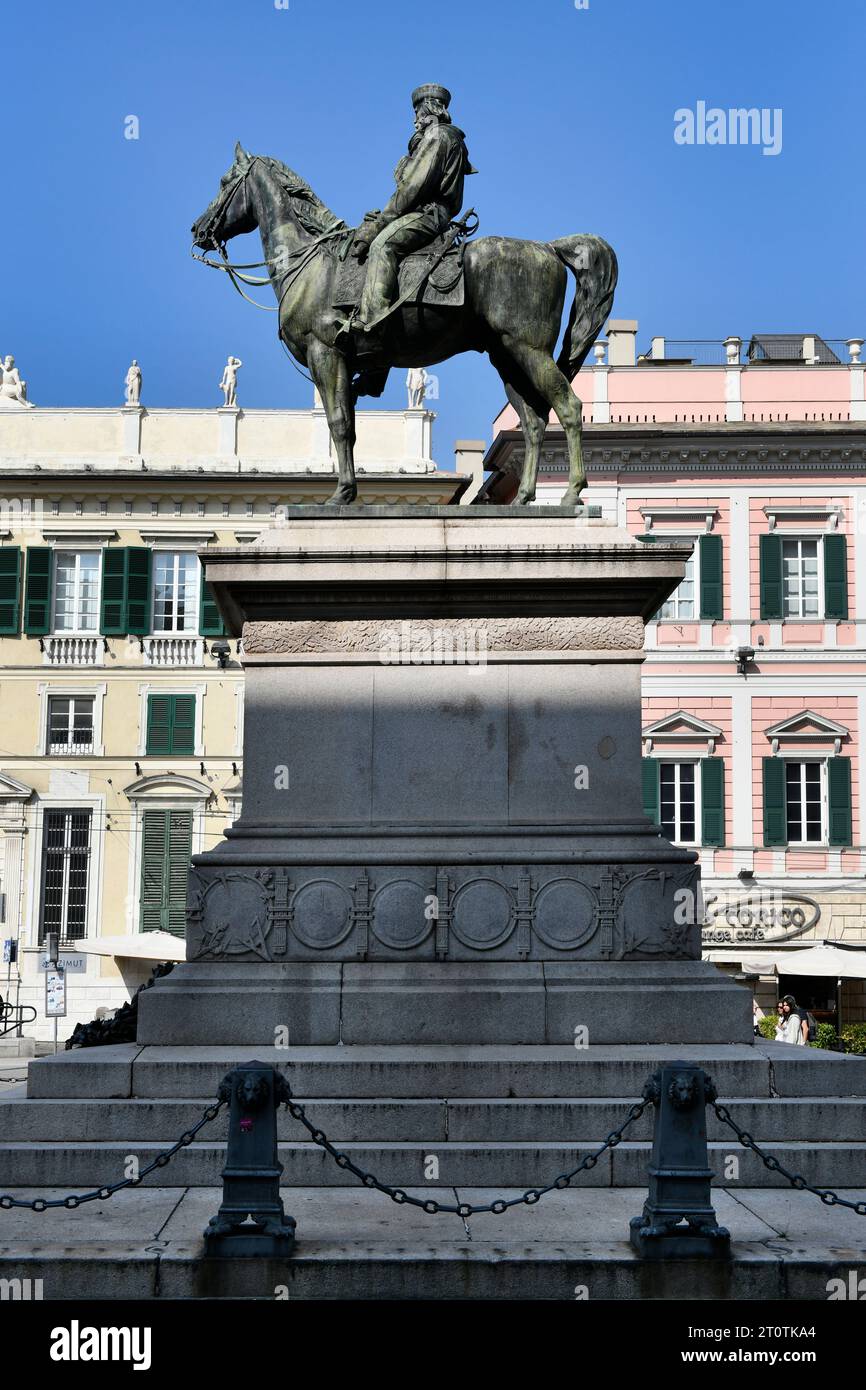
234;141;250;166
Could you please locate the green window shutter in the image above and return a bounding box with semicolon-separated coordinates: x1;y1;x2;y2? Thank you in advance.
126;549;152;635
699;534;723;620
199;564;225;637
0;547;22;634
824;534;848;620
24;547;53;636
762;757;787;846
642;759;659;824
700;757;725;846
828;756;852;847
166;811;193;935
140;810;169;932
145;693;174;755
140;809;193;936
100;548;128;635
759;534;783;620
170;694;196;755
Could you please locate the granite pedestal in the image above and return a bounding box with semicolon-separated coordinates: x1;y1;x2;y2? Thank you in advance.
138;508;751;1046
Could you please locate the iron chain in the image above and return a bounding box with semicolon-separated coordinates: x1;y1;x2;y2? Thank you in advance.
713;1101;866;1216
0;1099;225;1211
283;1081;650;1216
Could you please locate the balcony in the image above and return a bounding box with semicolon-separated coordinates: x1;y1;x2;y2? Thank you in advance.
43;636;103;667
142;635;205;667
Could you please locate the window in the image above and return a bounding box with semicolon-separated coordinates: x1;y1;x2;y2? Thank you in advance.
785;761;823;844
53;552;100;632
658;761;698;843
140;809;193;935
39;809;92;943
657;550;696;620
781;538;820;619
152;552;199;633
47;696;95;755
145;693;196;755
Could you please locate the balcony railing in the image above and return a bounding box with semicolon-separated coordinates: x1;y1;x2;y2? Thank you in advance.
43;635;103;667
48;741;94;757
142;635;205;667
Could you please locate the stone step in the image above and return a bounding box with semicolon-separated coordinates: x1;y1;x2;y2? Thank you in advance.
1;1139;863;1190
25;1042;866;1101
2;1186;864;1301
3;1094;866;1142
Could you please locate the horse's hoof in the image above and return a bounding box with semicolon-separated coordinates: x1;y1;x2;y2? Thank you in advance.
560;487;586;509
515;491;535;507
325;486;358;506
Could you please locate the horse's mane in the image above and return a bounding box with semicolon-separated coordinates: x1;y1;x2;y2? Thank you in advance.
258;155;342;236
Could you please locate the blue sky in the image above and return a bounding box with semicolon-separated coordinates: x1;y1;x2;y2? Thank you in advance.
5;0;863;461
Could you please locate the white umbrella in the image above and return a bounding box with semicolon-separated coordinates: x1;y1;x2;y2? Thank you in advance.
70;932;186;963
715;944;866;979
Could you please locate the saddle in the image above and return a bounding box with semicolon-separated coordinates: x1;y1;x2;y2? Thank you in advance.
333;231;466;314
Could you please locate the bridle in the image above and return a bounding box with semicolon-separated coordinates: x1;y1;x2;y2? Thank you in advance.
191;156;346;313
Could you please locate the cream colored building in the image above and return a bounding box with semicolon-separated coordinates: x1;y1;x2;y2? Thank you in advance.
0;398;471;1041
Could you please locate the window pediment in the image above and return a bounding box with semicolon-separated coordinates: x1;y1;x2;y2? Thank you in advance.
765;710;849;756
123;773;212;801
642;711;722;756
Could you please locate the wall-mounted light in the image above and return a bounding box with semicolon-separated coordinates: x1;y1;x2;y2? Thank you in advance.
210;639;231;669
735;645;755;676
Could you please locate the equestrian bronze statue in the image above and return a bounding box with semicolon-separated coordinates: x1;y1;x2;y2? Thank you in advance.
191;87;617;506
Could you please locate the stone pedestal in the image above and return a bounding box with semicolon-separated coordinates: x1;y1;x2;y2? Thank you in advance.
138;507;752;1046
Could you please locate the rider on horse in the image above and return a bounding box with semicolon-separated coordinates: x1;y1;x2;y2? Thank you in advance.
348;84;477;334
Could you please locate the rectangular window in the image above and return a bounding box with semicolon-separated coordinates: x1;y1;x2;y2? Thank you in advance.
658;761;697;843
39;808;92;944
657;550;696;620
781;538;820;619
145;693;196;755
53;552;100;633
47;696;95;755
152;552;199;633
785;760;823;844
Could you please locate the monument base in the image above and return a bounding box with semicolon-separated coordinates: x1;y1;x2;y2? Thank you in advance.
137;959;752;1046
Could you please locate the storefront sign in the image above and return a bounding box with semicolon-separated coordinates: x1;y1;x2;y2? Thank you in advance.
701;891;820;946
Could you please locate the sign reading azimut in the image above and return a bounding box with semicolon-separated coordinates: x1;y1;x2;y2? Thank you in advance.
701;890;819;947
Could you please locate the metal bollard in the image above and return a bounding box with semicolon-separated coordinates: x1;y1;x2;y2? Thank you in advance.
629;1063;731;1260
204;1060;296;1258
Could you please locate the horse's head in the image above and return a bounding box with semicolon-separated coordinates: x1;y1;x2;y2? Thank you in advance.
191;142;259;249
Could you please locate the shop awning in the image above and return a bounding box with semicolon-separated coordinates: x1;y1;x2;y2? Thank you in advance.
705;943;866;979
70;933;186;962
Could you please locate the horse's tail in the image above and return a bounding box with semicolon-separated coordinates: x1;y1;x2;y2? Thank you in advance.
548;234;618;380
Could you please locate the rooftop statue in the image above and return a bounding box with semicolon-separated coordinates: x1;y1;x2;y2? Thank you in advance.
191;87;617;506
0;355;35;409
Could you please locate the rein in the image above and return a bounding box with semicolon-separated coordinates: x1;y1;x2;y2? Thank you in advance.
191;158;347;312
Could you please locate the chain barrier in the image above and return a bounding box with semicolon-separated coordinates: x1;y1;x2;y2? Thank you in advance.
0;1099;225;1211
282;1080;651;1216
712;1101;866;1216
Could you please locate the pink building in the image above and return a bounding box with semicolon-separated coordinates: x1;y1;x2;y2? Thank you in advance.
481;326;866;1029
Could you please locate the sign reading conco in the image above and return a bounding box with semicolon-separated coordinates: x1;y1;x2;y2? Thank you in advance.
701;891;820;946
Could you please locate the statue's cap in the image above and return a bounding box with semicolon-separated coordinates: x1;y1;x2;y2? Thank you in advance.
412;84;452;109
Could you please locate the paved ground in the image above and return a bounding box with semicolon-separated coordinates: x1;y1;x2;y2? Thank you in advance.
1;1184;864;1300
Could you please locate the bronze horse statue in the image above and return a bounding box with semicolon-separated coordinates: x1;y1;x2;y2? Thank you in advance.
191;144;617;506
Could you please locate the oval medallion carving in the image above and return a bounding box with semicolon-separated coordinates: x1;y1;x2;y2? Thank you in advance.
371;878;432;950
451;878;514;950
533;878;598;951
291;880;354;950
